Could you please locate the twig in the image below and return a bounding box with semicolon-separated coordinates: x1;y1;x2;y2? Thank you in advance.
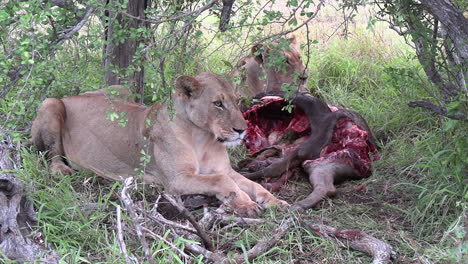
121;177;156;264
142;226;189;262
171;232;228;263
233;217;295;263
303;220;396;264
56;7;95;46
250;0;325;46
207;209;267;226
144;207;197;234
120;0;217;25
116;205;138;264
162;194;215;251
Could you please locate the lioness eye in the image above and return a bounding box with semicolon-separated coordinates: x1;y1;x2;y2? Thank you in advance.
286;59;291;65
213;101;223;108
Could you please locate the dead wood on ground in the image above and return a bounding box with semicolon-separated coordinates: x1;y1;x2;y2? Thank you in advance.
116;177;396;263
303;219;395;264
0;133;59;263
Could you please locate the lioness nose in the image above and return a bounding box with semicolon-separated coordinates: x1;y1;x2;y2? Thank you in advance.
233;128;245;134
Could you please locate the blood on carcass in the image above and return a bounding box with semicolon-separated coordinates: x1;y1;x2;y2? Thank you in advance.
241;96;378;209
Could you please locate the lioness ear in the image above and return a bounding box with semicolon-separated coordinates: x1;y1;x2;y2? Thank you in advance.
252;44;267;64
288;34;300;51
174;75;203;99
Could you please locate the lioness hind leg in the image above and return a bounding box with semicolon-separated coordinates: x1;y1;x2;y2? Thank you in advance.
170;174;262;217
228;171;289;210
31;98;73;175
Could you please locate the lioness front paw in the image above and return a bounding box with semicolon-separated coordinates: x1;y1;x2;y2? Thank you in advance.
230;200;263;217
50;163;74;175
257;193;290;210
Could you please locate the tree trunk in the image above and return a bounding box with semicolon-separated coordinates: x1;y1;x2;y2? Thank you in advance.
104;0;150;103
420;0;468;71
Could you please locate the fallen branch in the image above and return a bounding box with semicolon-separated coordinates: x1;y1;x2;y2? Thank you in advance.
303;220;395;264
171;231;227;263
121;177;156;264
116;205;139;264
142;226;190;262
204;209;267;226
232;217;295;263
163;193;215;251
144;206;197;234
0;133;59;263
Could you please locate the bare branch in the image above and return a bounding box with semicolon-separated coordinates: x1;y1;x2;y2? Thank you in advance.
142;226;190;262
303;220;395;264
233;217;295;263
162;194;215;252
120;0;217;25
252;0;326;45
121;177;156;264
171;231;227;263
116;205;139;264
56;7;95;46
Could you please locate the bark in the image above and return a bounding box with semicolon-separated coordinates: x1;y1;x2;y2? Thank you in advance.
219;0;236;32
303;220;395;264
403;2;458;102
408;100;466;120
0;133;59;263
104;0;150;103
420;0;468;71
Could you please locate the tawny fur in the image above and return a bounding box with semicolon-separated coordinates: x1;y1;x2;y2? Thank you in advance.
229;35;308;98
31;72;288;217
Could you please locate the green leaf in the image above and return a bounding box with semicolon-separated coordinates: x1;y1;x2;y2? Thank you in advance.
221;60;233;68
288;17;298;26
446;101;461;112
287;0;299;7
443;120;457;131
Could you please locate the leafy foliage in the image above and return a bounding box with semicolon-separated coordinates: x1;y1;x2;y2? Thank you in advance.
0;0;466;263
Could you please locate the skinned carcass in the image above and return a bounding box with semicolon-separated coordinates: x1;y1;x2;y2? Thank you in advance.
238;92;378;210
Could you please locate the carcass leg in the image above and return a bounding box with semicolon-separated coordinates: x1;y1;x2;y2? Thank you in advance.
292;162;358;211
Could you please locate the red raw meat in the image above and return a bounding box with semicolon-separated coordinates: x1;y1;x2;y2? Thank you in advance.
243;96;378;178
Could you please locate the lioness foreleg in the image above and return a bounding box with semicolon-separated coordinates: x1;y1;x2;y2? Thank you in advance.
31;98;74;175
170;173;262;217
228;170;289;209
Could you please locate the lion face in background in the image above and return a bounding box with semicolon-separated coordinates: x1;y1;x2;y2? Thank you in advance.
231;35;308;98
252;35;308;91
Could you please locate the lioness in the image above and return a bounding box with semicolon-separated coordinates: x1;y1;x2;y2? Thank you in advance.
31;72;288;216
230;35;308;98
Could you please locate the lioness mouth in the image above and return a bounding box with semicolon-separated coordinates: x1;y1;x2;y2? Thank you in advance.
218;138;243;148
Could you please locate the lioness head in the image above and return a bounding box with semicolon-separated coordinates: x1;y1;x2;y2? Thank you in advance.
249;34;308;92
175;72;247;147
